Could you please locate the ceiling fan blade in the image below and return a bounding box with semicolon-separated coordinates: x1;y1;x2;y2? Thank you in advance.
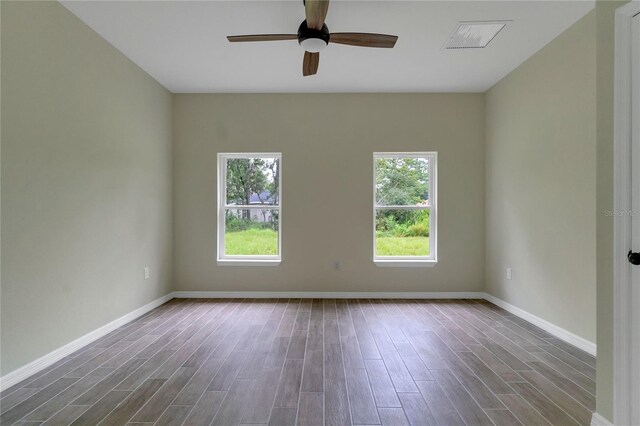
305;0;330;30
227;34;297;42
330;33;398;48
303;51;319;76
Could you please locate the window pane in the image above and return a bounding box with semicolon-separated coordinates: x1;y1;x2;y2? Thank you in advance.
226;157;280;206
225;209;279;255
375;209;430;256
375;157;429;206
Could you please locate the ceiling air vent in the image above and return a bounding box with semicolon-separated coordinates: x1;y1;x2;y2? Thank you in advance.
445;21;508;49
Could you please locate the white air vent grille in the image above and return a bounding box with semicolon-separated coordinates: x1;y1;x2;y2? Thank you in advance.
445;21;508;49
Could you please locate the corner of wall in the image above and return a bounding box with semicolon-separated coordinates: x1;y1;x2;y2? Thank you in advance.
481;10;597;343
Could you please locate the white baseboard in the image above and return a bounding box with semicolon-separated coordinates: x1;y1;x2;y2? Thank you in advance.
0;293;174;392
170;291;486;299
483;293;597;356
591;413;613;426
1;290;597;392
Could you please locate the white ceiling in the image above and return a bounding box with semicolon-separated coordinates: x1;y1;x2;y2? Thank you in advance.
60;0;594;93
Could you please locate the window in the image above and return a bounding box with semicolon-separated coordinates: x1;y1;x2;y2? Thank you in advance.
373;152;437;266
217;153;281;265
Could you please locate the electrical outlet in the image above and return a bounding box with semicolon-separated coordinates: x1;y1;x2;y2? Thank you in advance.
144;267;150;280
506;268;512;280
333;261;340;271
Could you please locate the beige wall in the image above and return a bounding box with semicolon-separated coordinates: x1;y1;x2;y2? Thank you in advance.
484;12;597;342
0;1;173;375
173;94;485;293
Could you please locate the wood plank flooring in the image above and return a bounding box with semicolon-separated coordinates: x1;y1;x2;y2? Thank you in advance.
0;299;596;425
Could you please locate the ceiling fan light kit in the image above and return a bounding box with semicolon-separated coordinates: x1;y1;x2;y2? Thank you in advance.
226;0;398;76
298;21;330;53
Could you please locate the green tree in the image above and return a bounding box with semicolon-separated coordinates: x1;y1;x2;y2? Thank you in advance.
262;159;280;205
226;158;268;220
375;158;429;227
375;158;428;205
226;158;279;224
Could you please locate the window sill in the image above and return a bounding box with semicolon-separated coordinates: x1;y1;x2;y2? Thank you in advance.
374;259;437;267
217;259;281;266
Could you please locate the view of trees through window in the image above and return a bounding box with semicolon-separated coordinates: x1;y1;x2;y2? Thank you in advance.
220;153;434;260
223;157;280;256
375;156;432;257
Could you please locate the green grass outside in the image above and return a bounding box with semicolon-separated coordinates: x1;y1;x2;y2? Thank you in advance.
225;229;429;257
225;228;278;255
376;236;430;256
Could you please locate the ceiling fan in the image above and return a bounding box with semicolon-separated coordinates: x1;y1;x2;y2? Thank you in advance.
227;0;398;77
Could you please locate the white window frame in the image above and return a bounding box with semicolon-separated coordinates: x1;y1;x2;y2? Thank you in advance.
217;152;282;266
373;152;437;267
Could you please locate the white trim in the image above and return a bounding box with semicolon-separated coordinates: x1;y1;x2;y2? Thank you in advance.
217;153;282;263
374;205;432;211
372;152;437;263
373;152;434;159
217;259;281;266
224;205;280;210
0;293;174;392
483;293;596;356
171;291;484;299
374;260;437;267
591;413;614;426
614;3;640;425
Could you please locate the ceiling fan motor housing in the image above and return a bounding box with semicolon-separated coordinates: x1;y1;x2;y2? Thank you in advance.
297;20;330;52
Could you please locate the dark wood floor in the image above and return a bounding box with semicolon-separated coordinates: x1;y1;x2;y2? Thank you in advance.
0;299;596;425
